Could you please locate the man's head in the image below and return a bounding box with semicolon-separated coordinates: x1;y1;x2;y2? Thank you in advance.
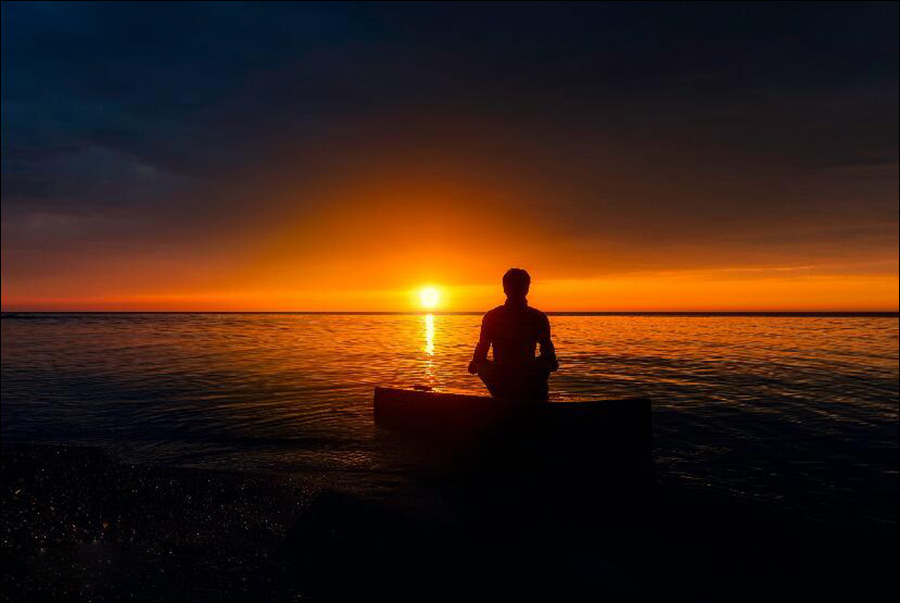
502;268;531;300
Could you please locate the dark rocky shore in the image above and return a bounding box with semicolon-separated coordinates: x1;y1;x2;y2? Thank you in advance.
2;444;308;601
2;443;897;602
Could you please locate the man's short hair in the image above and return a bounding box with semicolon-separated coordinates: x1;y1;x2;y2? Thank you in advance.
503;268;531;297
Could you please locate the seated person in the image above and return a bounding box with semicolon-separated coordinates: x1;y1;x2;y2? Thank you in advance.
468;268;559;401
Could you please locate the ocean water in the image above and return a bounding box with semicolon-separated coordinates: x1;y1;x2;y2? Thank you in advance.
2;313;898;528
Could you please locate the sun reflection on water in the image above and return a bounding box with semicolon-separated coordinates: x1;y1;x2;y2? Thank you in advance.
423;313;436;386
424;313;435;356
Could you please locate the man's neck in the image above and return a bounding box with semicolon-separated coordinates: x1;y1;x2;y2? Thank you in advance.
504;296;528;308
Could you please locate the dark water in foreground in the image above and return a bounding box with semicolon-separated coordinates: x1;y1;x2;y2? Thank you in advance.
2;313;898;528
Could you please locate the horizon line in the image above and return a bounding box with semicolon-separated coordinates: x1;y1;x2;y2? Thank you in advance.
2;310;898;317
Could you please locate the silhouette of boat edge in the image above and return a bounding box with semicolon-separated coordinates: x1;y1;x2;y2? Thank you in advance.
374;386;653;466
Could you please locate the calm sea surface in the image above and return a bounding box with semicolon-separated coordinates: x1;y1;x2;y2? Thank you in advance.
2;313;898;527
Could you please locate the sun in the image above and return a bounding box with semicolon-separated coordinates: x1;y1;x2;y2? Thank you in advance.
418;286;441;310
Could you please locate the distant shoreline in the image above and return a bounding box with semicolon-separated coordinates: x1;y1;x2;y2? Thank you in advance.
2;311;899;318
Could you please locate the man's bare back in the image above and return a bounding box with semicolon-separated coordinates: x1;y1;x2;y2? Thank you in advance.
468;269;558;400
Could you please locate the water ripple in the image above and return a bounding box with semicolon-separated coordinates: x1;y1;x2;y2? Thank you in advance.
2;313;897;527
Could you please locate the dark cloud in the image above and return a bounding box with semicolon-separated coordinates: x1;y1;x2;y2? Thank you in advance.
2;1;897;294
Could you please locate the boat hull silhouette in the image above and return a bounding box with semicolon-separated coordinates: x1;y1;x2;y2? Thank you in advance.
373;386;653;468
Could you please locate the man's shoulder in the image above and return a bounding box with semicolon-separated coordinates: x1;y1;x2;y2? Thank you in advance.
483;305;506;320
526;306;549;321
484;305;548;324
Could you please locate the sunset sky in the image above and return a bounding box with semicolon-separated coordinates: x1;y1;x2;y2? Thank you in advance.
2;2;897;312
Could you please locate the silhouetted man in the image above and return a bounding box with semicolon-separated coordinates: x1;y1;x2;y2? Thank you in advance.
468;268;559;400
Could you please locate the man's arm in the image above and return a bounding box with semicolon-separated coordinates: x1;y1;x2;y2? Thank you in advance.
538;315;559;372
468;314;491;374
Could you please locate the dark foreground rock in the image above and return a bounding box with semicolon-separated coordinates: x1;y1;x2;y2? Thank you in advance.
2;443;897;602
2;444;305;602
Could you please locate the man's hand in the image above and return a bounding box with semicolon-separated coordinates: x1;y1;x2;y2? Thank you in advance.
538;354;559;374
467;360;479;375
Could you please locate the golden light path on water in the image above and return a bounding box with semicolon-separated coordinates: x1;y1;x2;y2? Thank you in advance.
423;313;436;387
424;313;435;356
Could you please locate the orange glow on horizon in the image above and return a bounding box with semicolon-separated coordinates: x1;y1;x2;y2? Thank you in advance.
1;169;896;313
2;270;897;312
